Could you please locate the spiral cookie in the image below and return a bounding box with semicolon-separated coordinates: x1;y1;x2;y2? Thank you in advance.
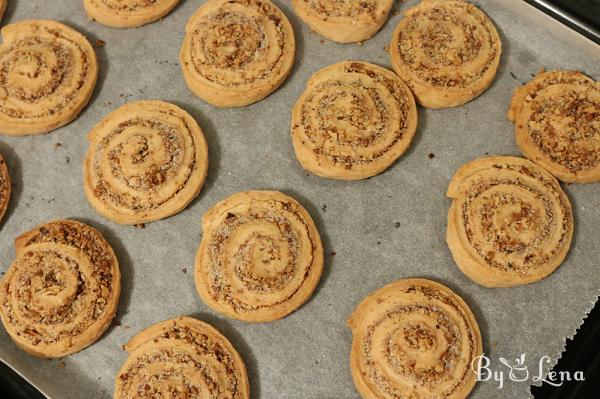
84;0;181;28
195;191;324;322
0;20;98;136
511;72;600;183
291;61;418;180
83;100;208;225
348;278;482;399
180;0;295;107
389;0;501;109
291;0;394;43
115;316;249;398
0;152;10;223
0;220;121;358
446;156;573;287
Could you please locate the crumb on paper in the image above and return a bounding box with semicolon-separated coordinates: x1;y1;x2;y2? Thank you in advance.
93;39;106;48
330;251;336;257
428;153;435;159
182;268;188;274
54;142;62;149
394;222;401;228
510;72;517;80
59;361;66;369
322;204;327;212
134;223;145;229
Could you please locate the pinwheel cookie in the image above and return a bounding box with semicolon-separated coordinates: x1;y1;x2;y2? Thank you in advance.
509;70;599;183
291;0;394;43
83;100;208;225
447;156;573;288
180;0;295;107
0;220;121;358
0;20;98;135
195;191;324;322
348;278;482;399
84;0;180;28
291;61;418;180
389;0;501;108
0;152;9;223
115;317;249;398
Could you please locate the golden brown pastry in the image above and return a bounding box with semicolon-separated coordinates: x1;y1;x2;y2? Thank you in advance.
510;71;599;183
114;316;249;399
348;278;482;399
0;152;10;223
0;20;98;136
447;156;573;287
389;0;501;109
195;190;324;322
83;100;209;225
0;220;121;358
291;61;418;180
180;0;295;107
84;0;180;28
291;0;394;43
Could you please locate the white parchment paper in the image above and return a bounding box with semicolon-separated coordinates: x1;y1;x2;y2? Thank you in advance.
0;0;598;398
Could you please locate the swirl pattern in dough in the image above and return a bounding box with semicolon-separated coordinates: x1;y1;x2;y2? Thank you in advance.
83;100;209;225
348;278;482;399
195;190;324;322
0;220;121;358
446;156;573;287
511;71;600;183
0;152;10;223
291;61;418;180
84;0;180;28
291;0;394;43
0;20;98;136
180;0;295;107
389;0;501;109
114;316;249;399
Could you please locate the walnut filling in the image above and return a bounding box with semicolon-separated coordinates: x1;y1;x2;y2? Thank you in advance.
206;201;315;313
461;165;570;273
299;63;410;168
188;0;289;87
395;3;497;88
117;326;242;398
0;158;7;208
0;35;89;118
305;0;378;18
100;0;159;11
527;87;600;172
361;286;475;397
1;222;116;346
91;111;197;212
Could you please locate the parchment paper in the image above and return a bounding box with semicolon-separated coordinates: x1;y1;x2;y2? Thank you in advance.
0;0;598;398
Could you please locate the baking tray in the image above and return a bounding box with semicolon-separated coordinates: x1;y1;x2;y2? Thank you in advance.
0;0;599;398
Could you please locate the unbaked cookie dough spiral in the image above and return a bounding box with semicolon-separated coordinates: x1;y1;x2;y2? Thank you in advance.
291;61;418;180
114;316;250;399
510;71;599;183
0;20;98;136
389;0;501;109
180;0;296;107
0;152;10;223
348;278;482;399
84;0;181;28
195;190;324;322
0;220;121;358
83;100;209;225
446;156;573;287
291;0;394;43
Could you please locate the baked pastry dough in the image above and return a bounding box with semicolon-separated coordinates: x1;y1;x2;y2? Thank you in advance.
348;278;482;399
0;20;98;135
0;220;121;358
195;190;324;322
389;0;501;109
83;100;208;224
291;0;394;43
510;71;599;183
0;152;9;223
84;0;180;28
446;156;573;287
291;61;418;180
180;0;295;107
114;316;249;399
